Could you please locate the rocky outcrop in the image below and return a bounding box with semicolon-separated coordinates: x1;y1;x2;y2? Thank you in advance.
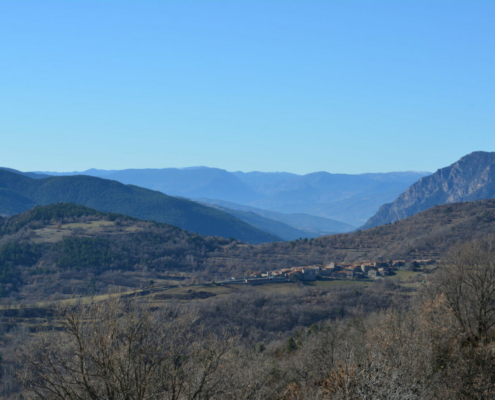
362;151;495;229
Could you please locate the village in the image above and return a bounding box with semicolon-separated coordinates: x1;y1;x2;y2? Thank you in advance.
226;259;438;285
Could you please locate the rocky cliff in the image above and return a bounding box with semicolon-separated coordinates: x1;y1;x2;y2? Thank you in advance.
362;151;495;229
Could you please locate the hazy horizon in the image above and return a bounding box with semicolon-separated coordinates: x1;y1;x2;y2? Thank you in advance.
2;1;494;174
32;166;432;176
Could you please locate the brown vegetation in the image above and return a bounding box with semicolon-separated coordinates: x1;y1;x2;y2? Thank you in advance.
2;200;495;303
8;236;495;399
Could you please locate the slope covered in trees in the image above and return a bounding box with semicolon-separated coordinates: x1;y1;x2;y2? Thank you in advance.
1;200;495;301
0;169;280;243
10;237;495;399
211;198;495;273
0;203;241;299
1;206;495;398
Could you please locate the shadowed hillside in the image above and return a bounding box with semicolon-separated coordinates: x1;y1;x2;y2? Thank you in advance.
0;169;281;243
1;200;495;302
0;203;239;300
197;198;356;236
38;167;429;227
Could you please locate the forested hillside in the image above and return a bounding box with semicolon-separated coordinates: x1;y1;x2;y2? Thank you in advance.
0;169;280;243
1;200;495;302
201;203;322;240
0;203;239;300
1;205;495;399
6;238;495;400
212;198;495;273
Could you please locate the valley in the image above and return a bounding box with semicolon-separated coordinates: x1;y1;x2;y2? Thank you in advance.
4;1;494;396
37;167;429;228
1;153;495;399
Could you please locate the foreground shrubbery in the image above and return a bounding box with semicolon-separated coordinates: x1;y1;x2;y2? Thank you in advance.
4;237;495;399
15;292;495;399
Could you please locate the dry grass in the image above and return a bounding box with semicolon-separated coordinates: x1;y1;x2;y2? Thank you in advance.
390;270;422;281
249;282;301;294
61;221;115;229
30;227;71;243
0;275;418;314
0;292;127;310
155;284;235;297
30;220;144;243
306;279;370;288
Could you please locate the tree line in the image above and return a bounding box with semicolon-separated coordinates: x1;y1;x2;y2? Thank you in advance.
2;236;495;399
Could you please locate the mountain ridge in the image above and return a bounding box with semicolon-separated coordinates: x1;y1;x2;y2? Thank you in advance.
200;203;325;240
36;167;429;227
196;197;355;235
0;169;281;244
362;151;495;229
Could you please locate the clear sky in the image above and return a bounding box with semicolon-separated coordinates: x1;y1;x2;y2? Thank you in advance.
1;0;494;174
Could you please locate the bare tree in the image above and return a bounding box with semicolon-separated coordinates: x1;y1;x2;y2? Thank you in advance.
17;297;234;400
433;236;495;343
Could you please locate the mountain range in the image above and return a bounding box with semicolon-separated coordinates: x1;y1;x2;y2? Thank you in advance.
3;150;495;300
0;168;279;244
197;199;355;237
38;167;430;227
363;151;495;229
6;150;495;243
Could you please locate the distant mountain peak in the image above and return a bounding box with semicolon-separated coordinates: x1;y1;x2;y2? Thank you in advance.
362;151;495;229
180;166;212;170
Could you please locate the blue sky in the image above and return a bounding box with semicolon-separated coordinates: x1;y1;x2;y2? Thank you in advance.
1;1;494;174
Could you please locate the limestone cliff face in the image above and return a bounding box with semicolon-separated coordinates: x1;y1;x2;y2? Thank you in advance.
362;151;495;229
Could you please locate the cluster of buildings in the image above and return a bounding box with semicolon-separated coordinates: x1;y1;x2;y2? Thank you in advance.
235;259;436;284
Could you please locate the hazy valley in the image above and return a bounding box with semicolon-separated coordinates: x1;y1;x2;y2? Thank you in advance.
4;1;494;397
38;167;429;228
2;152;495;399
